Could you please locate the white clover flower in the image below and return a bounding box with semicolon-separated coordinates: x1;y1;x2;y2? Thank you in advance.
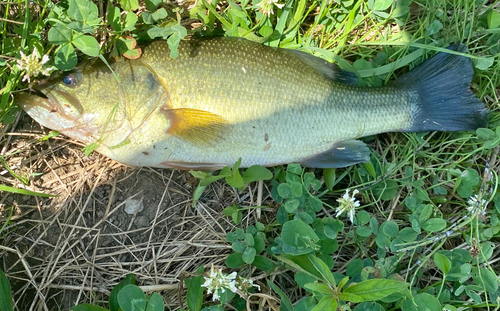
16;47;53;83
467;194;487;215
336;189;360;224
256;0;285;17
201;265;260;301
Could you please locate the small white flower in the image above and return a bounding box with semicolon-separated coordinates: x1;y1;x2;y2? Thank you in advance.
256;0;285;17
335;189;360;224
16;47;53;83
200;265;261;301
467;194;487;215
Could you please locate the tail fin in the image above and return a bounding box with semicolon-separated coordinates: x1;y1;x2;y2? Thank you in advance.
395;44;487;132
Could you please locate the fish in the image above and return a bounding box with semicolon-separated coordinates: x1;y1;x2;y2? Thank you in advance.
17;37;487;170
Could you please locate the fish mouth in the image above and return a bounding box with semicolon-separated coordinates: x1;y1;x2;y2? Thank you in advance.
18;88;98;143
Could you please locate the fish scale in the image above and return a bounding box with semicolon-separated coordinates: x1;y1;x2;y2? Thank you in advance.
18;37;487;169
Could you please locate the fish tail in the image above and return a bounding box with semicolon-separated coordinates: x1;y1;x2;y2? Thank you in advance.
396;44;487;132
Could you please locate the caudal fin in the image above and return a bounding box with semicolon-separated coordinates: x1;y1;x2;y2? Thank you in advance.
395;44;488;132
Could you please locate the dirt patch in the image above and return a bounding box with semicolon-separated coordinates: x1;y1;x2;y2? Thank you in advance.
1;112;276;310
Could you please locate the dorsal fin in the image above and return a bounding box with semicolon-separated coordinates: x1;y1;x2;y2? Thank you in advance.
286;49;359;85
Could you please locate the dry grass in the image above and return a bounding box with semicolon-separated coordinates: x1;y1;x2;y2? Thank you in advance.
0;111;284;310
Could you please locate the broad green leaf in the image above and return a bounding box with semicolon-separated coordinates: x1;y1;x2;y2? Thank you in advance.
225;253;245;268
422;218;447;233
434;252;451;275
343;279;409;302
267;281;293;311
68;0;99;23
354;302;386;311
185;271;204;311
109;274;135;311
281;220;319;253
107;7;121;31
371;0;392;11
339;292;364;303
488;9;500;29
277;183;292;199
72;35;100;56
0;269;13;311
48;23;72;45
304;282;333;295
312;294;337;311
356;226;372;237
71;304;109;311
151;8;168;21
284;199;300;213
117;284;146;311
472;268;499;293
372;180;399;201
413;293;441;311
119;0;139;11
242;165;272;183
307;254;336;286
475;56;495;71
381;221;399;237
398;227;418;242
425;20;443;37
145;0;164;11
166;25;187;58
55;43;78;70
123;12;138;31
145;292;164;311
242;247;256;264
252;255;274;272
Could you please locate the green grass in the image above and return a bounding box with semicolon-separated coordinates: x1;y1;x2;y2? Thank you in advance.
1;0;500;310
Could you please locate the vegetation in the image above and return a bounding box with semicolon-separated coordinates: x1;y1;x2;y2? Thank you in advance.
1;0;499;310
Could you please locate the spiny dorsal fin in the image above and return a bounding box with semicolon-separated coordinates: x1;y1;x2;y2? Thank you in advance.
286;49;359;85
160;108;229;146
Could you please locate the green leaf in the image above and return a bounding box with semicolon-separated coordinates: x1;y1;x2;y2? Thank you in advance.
307;254;336;286
340;292;364;303
488;10;500;29
472;268;499;293
123;12;138;31
323;168;336;191
284;199;300;213
475;56;495;71
0;269;13;311
72;35;100;56
0;185;56;197
166;25;188;58
434;252;451;275
312;295;337;311
281;220;319;253
277;183;292;199
48;23;72;45
225;253;245;268
145;0;164;11
242;247;256;264
252;256;274;272
110;274;135;311
372;180;399;201
119;0;139;11
226;170;244;189
413;293;441;311
356;226;372;237
425;20;443;36
185;271;204;311
72;304;109;311
55;43;78;70
422;218;446;233
354;302;386;311
398;227;418;242
107;7;122;31
242;165;272;183
145;292;164;311
267;281;293;311
304;282;333;295
287;163;303;175
381;221;399;237
372;0;392;11
68;0;99;23
117;285;146;311
343;279;409;302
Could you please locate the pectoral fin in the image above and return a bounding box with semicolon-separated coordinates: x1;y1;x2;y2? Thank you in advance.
161;108;229;146
300;140;370;168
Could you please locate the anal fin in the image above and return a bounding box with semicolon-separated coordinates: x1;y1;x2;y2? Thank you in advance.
300;140;370;168
161;108;229;146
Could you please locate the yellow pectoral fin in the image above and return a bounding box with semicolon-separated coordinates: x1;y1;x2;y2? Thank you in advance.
160;108;229;146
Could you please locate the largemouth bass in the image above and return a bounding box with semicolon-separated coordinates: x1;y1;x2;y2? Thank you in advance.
18;37;487;170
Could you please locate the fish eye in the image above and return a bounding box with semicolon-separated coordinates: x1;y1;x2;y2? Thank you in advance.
61;73;79;87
